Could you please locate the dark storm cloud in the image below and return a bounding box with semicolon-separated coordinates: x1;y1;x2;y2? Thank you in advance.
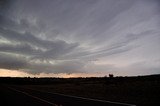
0;52;84;74
0;27;79;59
27;60;85;74
0;0;160;75
0;43;42;56
0;0;12;13
0;53;28;70
0;27;73;49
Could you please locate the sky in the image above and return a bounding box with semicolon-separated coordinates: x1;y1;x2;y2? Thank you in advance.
0;0;160;77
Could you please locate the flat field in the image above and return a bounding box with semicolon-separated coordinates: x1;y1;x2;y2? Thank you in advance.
0;75;160;105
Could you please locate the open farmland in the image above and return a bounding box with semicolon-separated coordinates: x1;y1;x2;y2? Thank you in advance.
0;75;160;105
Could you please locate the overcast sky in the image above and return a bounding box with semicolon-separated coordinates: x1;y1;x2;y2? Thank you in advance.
0;0;160;77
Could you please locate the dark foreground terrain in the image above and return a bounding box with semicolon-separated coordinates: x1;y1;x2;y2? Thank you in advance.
0;74;160;106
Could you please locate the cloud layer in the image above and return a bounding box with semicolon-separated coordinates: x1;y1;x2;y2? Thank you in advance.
0;0;160;76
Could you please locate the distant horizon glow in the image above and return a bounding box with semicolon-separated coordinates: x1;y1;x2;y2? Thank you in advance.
0;0;160;77
0;69;108;78
0;69;158;78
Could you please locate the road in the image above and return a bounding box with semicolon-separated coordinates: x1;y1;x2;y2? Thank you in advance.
0;85;136;106
0;85;55;106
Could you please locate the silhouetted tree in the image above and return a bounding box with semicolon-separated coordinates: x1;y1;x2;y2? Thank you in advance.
109;74;114;78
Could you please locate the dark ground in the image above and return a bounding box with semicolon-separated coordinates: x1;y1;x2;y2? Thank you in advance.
0;74;160;106
0;85;134;106
0;86;53;106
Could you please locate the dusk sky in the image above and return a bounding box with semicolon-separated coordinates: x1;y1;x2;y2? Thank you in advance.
0;0;160;77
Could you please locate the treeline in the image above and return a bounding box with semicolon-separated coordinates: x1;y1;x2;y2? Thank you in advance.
0;77;106;85
0;74;159;85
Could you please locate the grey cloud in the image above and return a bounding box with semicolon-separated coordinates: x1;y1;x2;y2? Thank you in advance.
63;29;153;60
21;60;86;74
64;45;133;60
84;63;116;73
0;15;39;33
0;53;28;70
0;43;42;56
0;27;79;60
0;27;51;48
122;61;160;76
32;42;79;60
0;15;17;30
0;0;160;76
8;0;135;43
0;52;85;74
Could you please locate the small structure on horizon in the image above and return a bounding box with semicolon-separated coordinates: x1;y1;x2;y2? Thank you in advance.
109;74;114;78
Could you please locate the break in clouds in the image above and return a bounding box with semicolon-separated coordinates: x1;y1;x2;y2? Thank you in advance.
0;0;160;76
